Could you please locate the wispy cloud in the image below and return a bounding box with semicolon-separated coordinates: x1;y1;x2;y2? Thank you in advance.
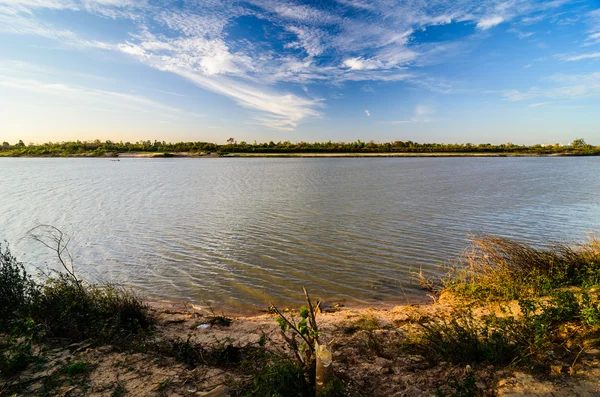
503;72;600;101
0;74;199;118
364;109;370;117
0;0;579;131
477;16;504;30
561;52;600;62
529;101;551;108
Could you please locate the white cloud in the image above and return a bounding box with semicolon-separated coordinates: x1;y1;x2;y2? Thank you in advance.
343;57;383;71
529;102;551;108
0;73;198;118
562;52;600;62
0;0;578;131
503;73;600;101
477;16;504;30
364;109;370;117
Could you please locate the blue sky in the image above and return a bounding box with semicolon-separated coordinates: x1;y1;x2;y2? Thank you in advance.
0;0;599;145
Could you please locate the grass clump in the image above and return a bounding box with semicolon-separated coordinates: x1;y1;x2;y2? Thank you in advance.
35;275;153;343
413;287;600;369
0;236;154;380
442;234;600;301
244;358;311;397
413;235;600;371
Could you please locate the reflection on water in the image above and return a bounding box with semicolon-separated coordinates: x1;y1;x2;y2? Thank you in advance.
1;157;599;311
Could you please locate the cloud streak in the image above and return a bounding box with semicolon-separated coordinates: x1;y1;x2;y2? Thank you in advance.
0;0;581;130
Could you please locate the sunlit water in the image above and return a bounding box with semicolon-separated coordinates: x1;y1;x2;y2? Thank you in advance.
1;157;599;311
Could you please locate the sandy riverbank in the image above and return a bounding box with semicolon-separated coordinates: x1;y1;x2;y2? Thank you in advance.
9;295;599;396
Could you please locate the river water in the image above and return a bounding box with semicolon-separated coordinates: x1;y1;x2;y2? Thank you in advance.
1;157;599;311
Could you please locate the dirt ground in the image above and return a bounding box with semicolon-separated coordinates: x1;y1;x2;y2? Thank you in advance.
5;295;600;397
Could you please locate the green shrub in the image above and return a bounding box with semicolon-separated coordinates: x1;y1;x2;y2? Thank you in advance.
246;359;310;397
34;275;153;343
413;290;600;367
0;243;40;331
67;361;88;377
0;243;153;347
414;309;518;365
0;318;42;377
443;235;600;301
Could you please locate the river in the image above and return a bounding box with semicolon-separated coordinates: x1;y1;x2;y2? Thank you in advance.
1;157;599;311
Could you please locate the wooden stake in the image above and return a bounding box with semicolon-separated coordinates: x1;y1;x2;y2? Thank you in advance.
315;342;333;397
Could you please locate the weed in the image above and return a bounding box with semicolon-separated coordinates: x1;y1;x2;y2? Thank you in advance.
155;378;171;397
111;382;128;397
0;318;43;377
245;358;310;397
67;361;88;377
412;308;518;365
0;242;154;347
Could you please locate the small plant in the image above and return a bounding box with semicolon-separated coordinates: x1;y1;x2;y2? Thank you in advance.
155;378;171;397
67;361;88;377
412;308;518;365
271;289;321;370
111;382;128;397
246;358;310;397
0;318;43;377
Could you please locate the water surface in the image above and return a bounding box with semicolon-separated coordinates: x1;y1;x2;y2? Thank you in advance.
1;157;599;311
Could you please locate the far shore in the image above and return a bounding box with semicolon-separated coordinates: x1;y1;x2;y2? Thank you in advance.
3;151;596;159
115;151;568;158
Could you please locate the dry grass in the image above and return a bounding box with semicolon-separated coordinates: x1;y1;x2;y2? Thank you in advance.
441;234;600;301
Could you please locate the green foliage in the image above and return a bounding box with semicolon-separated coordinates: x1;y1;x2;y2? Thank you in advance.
0;243;153;351
271;289;321;380
0;138;598;157
413;289;600;368
414;309;518;365
67;361;88;377
0;318;42;377
443;235;600;302
245;359;310;397
34;275;153;343
166;335;270;371
0;243;40;332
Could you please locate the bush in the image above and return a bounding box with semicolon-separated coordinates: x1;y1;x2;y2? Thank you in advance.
414;309;518;365
443;235;600;301
0;318;42;377
0;243;153;349
245;359;311;397
34;275;153;343
412;289;600;367
0;243;40;331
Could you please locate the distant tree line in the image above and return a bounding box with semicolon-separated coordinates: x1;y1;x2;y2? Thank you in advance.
0;138;598;157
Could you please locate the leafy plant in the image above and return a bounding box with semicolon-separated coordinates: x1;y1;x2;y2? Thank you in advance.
271;289;321;378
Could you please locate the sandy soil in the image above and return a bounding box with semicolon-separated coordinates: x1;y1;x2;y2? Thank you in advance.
7;296;600;396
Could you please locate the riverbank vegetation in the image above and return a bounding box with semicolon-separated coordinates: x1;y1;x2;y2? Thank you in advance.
2;234;600;396
0;138;598;157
